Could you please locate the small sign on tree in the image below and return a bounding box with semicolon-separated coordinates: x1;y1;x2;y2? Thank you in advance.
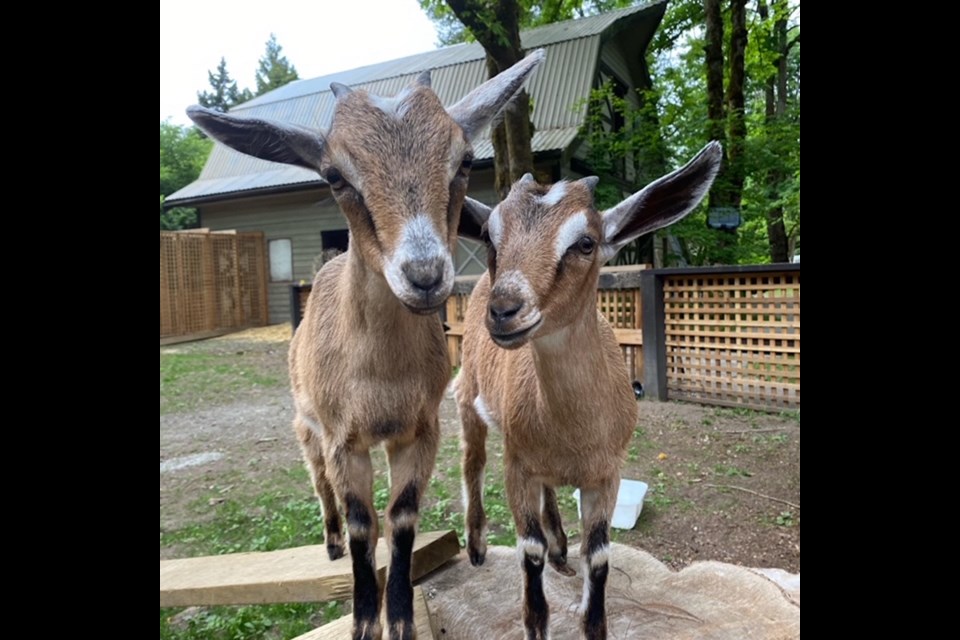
707;206;741;230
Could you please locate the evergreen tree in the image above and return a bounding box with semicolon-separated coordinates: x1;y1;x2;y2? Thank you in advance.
254;34;299;95
197;57;252;112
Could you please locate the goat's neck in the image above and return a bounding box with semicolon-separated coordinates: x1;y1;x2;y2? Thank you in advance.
528;300;606;407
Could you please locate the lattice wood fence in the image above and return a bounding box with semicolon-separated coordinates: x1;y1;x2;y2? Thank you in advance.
160;230;268;339
443;266;646;381
661;269;800;410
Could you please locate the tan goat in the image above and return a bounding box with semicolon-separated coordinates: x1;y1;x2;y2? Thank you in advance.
456;142;721;639
187;50;544;640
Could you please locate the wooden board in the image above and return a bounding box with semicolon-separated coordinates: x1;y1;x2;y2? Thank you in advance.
292;586;435;640
160;530;459;607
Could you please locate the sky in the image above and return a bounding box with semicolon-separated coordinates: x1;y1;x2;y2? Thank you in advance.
160;0;440;126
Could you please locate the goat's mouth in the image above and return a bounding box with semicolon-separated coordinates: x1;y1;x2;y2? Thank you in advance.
489;318;542;349
402;300;446;316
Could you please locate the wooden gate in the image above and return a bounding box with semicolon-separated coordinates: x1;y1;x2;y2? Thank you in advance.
160;230;268;339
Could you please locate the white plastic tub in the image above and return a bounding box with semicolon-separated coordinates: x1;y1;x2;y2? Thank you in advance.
573;479;649;530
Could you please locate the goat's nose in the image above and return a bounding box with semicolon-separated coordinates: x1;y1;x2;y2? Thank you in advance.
402;261;444;292
488;298;522;323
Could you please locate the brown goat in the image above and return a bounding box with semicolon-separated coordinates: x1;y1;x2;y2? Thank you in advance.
455;142;722;639
187;51;544;640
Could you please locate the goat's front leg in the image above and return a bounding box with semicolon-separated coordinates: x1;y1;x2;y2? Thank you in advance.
506;460;550;640
576;481;618;640
458;398;489;566
383;420;439;640
542;485;574;576
327;444;381;640
294;416;345;560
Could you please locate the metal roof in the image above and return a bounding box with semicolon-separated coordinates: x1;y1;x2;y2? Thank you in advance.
166;1;666;206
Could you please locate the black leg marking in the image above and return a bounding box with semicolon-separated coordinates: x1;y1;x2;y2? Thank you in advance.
583;520;610;639
388;483;419;522
584;561;609;639
349;536;379;624
587;520;609;555
521;518;549;638
346;494;373;531
387;526;416;637
326;516;344;560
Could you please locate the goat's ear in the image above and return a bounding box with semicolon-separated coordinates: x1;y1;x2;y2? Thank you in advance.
186;105;326;170
448;49;545;141
600;142;722;262
458;197;494;241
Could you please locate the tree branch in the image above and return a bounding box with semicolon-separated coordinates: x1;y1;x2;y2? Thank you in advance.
705;484;800;510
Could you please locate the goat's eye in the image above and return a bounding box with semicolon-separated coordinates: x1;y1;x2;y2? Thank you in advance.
459;154;474;176
577;236;596;255
325;168;346;190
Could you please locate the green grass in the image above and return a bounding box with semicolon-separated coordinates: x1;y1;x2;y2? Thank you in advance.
160;351;280;414
160;480;346;640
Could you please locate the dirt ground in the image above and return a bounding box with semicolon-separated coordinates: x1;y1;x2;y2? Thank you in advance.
160;326;800;573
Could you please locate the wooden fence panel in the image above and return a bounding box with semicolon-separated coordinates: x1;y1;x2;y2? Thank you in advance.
160;231;268;339
662;270;800;410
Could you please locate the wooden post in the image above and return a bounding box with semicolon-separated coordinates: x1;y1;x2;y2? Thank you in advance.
641;269;667;401
232;235;243;328
257;233;269;325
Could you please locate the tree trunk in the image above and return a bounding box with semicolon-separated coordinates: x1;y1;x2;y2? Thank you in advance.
725;0;747;210
448;0;536;198
758;0;789;263
704;0;725;144
704;0;736;263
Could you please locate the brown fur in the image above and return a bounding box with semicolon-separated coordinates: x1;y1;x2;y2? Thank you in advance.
187;51;547;640
455;143;722;639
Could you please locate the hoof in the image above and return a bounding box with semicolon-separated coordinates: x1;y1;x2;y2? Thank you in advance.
468;546;486;566
327;543;346;561
549;555;576;577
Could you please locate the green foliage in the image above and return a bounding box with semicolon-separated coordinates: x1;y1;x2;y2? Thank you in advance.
160;121;212;230
580;0;801;265
255;34;299;96
160;602;343;640
197;57;253;113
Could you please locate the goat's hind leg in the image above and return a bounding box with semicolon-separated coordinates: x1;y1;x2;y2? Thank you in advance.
383;419;440;640
294;416;345;560
458;397;489;566
542;485;575;576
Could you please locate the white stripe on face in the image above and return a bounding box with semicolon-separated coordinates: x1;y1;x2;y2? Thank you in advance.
553;211;589;261
539;180;568;207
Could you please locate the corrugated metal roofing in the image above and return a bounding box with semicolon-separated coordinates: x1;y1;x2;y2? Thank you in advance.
167;1;666;205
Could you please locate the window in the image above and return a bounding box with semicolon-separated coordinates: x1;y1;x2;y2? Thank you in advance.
269;238;293;282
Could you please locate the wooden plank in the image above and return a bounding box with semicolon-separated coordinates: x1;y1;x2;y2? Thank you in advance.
667;373;800;391
292;586;435;640
160;530;459;607
159;329;237;346
612;328;643;345
664;318;801;329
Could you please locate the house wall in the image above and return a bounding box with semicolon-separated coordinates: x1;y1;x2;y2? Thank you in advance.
200;188;339;324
